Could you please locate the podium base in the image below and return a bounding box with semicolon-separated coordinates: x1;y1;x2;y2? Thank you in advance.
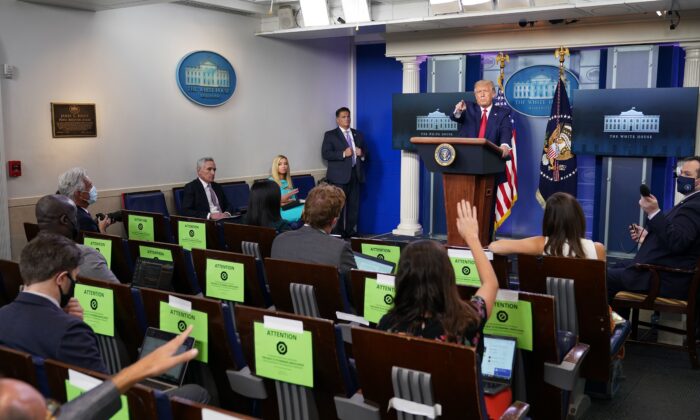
392;224;423;237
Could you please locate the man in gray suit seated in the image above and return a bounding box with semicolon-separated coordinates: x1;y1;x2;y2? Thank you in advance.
271;184;357;277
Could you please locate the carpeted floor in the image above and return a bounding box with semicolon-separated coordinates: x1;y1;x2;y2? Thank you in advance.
584;341;700;419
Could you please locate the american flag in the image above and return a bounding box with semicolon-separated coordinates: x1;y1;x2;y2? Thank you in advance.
494;89;518;230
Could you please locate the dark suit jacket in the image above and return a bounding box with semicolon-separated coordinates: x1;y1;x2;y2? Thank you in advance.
271;225;356;276
322;127;367;185
0;292;106;373
449;102;512;147
181;178;233;219
622;191;700;298
77;206;99;233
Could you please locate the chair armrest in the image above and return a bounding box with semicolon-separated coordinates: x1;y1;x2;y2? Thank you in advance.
500;401;530;420
634;263;697;275
226;366;268;400
335;392;381;420
544;343;590;391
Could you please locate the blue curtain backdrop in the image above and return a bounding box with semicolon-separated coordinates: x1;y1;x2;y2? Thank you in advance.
355;44;404;234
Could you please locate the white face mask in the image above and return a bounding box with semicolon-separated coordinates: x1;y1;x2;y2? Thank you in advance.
88;185;98;204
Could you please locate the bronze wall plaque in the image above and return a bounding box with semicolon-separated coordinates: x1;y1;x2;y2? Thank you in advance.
51;103;97;138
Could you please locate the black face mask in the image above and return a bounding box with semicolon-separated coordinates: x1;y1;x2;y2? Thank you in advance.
59;273;76;308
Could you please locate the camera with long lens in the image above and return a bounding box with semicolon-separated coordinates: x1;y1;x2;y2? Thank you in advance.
96;211;123;223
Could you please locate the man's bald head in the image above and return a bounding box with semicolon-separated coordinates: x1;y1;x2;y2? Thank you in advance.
35;194;78;239
0;378;46;420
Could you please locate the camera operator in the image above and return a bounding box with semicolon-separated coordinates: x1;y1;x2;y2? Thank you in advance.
58;168;120;234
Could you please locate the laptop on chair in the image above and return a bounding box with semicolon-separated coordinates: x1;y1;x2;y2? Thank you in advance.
352;252;396;274
481;335;517;395
137;328;195;391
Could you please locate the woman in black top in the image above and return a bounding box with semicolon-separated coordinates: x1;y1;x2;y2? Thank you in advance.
378;200;499;356
242;180;291;233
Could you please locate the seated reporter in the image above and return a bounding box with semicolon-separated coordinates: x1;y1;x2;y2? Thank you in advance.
269;155;302;223
0;234;208;404
181;157;233;220
57;167;113;233
241;180;291;233
0;326;198;420
271;184;356;277
488;192;605;261
377;200;499;356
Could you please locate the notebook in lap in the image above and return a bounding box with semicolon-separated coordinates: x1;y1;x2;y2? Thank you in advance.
353;251;396;274
481;335;517;395
137;328;195;391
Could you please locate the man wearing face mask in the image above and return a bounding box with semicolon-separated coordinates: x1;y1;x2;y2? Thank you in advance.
58;167;111;233
36;194;119;283
0;233;107;373
607;156;700;302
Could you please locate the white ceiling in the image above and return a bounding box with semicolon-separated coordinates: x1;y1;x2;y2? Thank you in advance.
19;0;700;39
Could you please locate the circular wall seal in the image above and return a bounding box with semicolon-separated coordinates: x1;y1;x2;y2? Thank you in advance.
434;143;456;167
176;51;237;107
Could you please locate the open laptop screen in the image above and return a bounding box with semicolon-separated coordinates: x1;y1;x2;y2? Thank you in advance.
353;252;395;274
481;335;517;381
138;328;195;386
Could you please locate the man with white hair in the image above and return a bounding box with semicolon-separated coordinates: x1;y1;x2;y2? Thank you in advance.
181;157;233;220
58;167;111;233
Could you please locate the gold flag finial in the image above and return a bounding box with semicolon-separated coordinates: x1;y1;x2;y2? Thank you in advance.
554;46;569;78
496;52;510;90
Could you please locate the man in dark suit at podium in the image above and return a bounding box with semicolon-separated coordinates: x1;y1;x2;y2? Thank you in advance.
608;156;700;302
181;157;233;220
322;107;367;238
450;79;512;159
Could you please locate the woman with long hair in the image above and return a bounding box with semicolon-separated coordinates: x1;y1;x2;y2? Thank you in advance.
377;200;499;354
488;192;605;260
243;180;290;233
269;155;302;223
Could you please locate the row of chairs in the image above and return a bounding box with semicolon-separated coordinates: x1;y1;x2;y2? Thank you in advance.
0;343;257;419
124;174;317;218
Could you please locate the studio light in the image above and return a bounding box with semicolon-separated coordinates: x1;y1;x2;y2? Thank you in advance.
461;0;492;11
299;0;330;26
430;0;463;16
341;0;371;23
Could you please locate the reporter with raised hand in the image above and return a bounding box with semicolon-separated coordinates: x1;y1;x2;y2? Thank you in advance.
456;199;500;320
0;326;199;420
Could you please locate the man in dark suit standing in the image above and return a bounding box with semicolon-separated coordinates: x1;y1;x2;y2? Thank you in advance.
322;107;367;238
608;156;700;301
181;157;233;220
0;233;107;373
450;79;512;158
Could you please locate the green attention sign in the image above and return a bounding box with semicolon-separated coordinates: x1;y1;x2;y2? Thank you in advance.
83;237;112;269
66;380;129;420
75;284;114;337
128;214;154;242
363;277;395;324
159;301;208;362
139;245;173;262
205;258;244;303
484;300;533;351
178;221;206;251
361;243;400;271
447;249;493;287
254;322;313;387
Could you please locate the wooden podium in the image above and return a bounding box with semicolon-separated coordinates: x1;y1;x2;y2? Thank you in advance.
411;137;506;246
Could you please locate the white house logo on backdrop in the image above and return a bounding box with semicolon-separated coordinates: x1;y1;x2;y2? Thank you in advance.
177;51;237;107
603;108;660;133
505;65;579;117
416;109;458;131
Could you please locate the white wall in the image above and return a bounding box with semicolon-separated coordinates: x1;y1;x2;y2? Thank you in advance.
0;1;352;199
